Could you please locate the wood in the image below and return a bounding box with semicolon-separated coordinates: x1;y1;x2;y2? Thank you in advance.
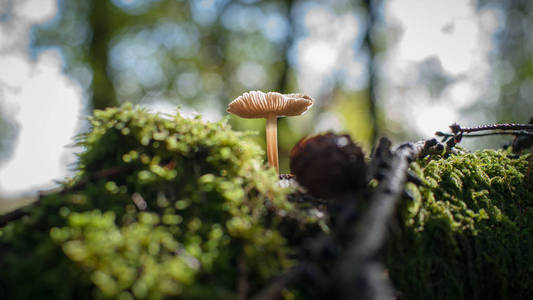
252;138;450;300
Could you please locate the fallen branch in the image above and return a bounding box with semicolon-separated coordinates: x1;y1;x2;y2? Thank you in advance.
436;130;533;140
450;123;533;134
252;137;449;300
448;121;533;143
335;138;448;299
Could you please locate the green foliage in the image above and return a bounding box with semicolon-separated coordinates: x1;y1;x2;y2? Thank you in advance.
0;104;297;299
386;150;533;300
33;0;294;110
330;90;378;152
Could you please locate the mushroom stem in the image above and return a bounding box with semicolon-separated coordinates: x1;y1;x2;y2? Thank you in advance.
266;114;279;173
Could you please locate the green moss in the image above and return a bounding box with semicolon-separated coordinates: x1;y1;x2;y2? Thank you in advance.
386;149;533;300
0;104;297;299
2;104;531;299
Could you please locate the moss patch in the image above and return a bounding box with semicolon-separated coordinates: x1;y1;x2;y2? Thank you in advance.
0;105;298;299
386;150;533;300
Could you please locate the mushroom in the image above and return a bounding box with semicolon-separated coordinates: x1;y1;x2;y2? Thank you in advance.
227;91;313;173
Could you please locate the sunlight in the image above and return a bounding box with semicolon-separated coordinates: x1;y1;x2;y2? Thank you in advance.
295;4;362;96
0;1;82;196
382;0;502;140
0;51;83;196
301;41;337;74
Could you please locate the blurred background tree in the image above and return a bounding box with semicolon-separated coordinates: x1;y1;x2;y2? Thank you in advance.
475;0;533;126
1;0;532;198
31;0;380;172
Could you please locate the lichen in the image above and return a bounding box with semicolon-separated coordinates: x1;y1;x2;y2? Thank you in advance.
386;149;533;300
0;104;299;299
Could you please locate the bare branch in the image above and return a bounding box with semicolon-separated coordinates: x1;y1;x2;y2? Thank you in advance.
335;138;448;299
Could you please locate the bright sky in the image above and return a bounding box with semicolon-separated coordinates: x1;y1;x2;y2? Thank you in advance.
0;0;84;197
295;2;365;96
0;0;502;198
382;0;501;137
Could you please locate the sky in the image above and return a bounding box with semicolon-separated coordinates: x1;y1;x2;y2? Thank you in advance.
0;0;502;198
382;0;501;138
0;0;83;197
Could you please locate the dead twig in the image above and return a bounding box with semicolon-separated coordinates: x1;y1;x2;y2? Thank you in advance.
450;123;533;134
335;138;447;299
448;122;533;143
436;130;533;141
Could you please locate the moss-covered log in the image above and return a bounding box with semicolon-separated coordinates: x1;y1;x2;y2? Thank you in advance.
386;150;533;299
0;105;313;300
0;104;531;299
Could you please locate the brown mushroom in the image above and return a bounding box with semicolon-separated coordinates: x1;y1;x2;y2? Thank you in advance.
227;91;313;173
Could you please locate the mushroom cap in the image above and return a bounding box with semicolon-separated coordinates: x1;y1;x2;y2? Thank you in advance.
227;91;313;119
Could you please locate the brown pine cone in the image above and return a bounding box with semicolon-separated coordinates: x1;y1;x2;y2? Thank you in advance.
289;133;367;199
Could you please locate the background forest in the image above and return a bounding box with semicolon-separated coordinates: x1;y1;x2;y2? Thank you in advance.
1;0;533;205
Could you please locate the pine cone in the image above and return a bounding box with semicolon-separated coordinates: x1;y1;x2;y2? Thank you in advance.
289;133;367;199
